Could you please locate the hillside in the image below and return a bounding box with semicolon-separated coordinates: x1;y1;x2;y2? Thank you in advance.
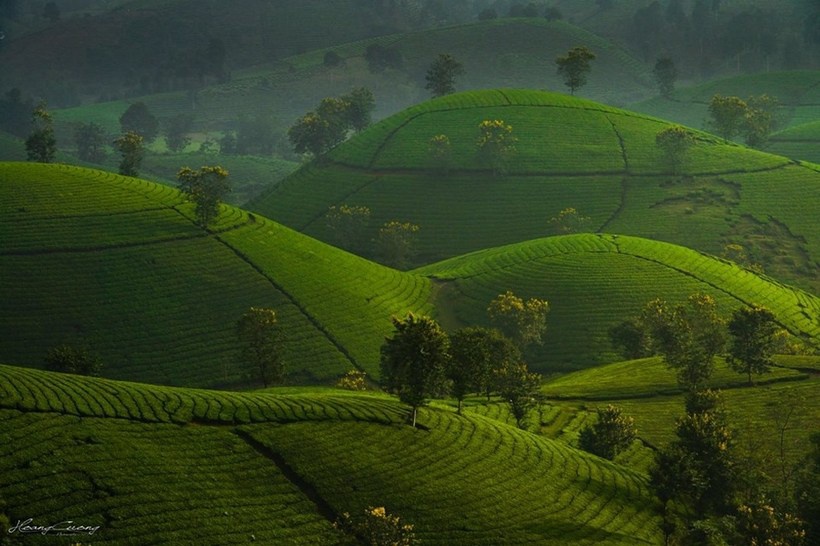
417;233;819;372
0;162;433;388
0;364;662;545
767;120;820;165
250;88;820;292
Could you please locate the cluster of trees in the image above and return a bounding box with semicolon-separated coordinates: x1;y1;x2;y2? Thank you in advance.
324;204;421;268
380;290;549;429
610;295;784;389
426;118;519;176
708;94;779;147
288;88;375;158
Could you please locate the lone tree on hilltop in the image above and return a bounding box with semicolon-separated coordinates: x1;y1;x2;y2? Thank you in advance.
74;122;107;164
341;87;375;133
119;102;159;143
177;165;230;228
425;53;465;98
113;131;144;177
288;97;350;159
487;290;549;350
375;220;420;269
578;405;637;460
727;305;779;385
25;102;56;163
653;57;678;98
380;313;449;428
476;119;517;175
236;307;283;387
448;326;520;412
325;204;371;254
548;207;591;234
655;125;694;174
643;293;726;391
45;344;102;377
555;46;596;95
335;506;416;546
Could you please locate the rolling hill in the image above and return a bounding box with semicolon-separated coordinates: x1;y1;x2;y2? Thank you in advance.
767;120;820;165
0;364;662;545
250;88;820;293
0;162;433;388
418;233;819;372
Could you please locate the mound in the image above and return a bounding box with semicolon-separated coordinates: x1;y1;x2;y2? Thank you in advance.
0;162;432;387
250;89;819;292
0;364;661;545
416;233;819;372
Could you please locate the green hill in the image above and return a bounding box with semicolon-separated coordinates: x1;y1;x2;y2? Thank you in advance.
0;364;662;545
417;233;819;372
767;120;820;165
0;162;433;388
631;71;820;131
250;88;819;292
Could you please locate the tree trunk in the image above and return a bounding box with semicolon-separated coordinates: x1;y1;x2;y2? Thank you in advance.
457;399;462;415
412;406;417;428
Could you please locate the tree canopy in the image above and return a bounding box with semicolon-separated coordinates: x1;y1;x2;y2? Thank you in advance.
425;53;465;98
555;46;596;95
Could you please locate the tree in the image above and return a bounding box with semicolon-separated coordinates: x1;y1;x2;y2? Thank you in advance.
288;97;350;158
448;327;520;413
325;204;371;253
644;293;726;391
375;220;420;269
119;102;159;143
425;53;465;98
427;134;452;173
42;1;59;22
0;88;34;137
341;87;375;133
487;290;550;350
113;131;144;177
555;46;596;95
25;102;56;163
655;125;694;174
578;405;637;460
608;319;652;360
744;94;779;148
44;344;102;376
735;498;806;546
476;119;517;174
323;50;343;67
176;165;230;228
708;94;748;141
335;506;416;546
545;7;563;21
336;369;367;391
236;307;283;387
164;114;193;152
727;305;779;385
364;43;403;73
548;207;591;234
653;57;678;98
74;122;107;163
380;313;449;428
494;361;541;429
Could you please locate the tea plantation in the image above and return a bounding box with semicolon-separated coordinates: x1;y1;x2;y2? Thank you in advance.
0;364;662;545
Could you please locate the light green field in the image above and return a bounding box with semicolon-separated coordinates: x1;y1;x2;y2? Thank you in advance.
250;89;818;293
0;162;433;387
0;364;662;545
417;233;820;373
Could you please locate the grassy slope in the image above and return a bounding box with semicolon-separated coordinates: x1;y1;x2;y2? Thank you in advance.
0;364;661;545
767;120;820;165
250;88;819;292
0;162;432;387
416;233;819;373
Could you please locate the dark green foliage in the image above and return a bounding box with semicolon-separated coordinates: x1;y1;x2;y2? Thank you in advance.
425;53;465;98
236;307;283;387
164;114;193;152
494;361;541;429
289;98;350;158
113;131;144;177
545;7;562;21
653;57;678;98
797;433;820;546
0;88;33;137
74;122;107;163
478;8;497;20
325;204;371;254
44;344;102;376
375;221;419;269
727;305;779;385
555;46;596;95
708;95;748;141
364;43;403;73
324;50;343;67
487;290;549;350
119;102;159;143
608;319;651;360
644;294;726;391
24;102;56;163
335;506;416;546
341;87;375;133
578;405;637;460
42;1;59;22
177;165;231;228
655;125;694;174
448;326;519;412
380;314;449;427
235;117;276;155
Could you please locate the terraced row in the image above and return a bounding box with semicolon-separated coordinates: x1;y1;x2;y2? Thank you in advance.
246;408;660;545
